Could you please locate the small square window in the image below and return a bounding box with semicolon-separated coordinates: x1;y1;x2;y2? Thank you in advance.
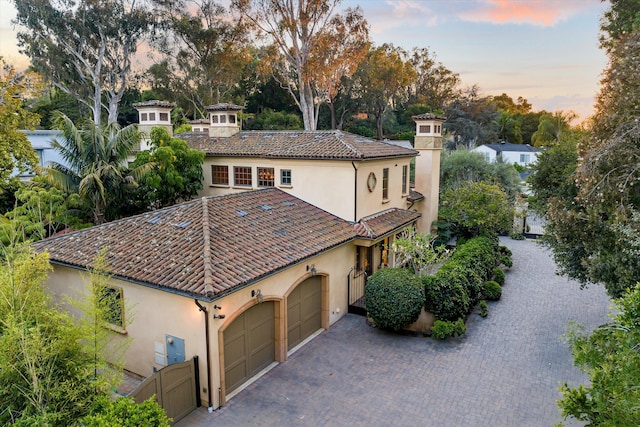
220;115;227;124
234;166;252;186
149;112;156;121
281;169;292;186
258;167;275;187
212;165;229;185
419;125;431;134
229;114;236;124
159;112;169;122
211;115;219;124
141;113;148;121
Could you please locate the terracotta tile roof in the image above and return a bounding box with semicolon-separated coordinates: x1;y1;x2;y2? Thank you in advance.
132;100;175;108
34;189;355;300
177;130;418;160
205;103;243;111
407;189;425;202
354;208;421;239
412;113;446;121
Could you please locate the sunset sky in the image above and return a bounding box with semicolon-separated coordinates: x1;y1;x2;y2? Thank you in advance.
0;0;609;122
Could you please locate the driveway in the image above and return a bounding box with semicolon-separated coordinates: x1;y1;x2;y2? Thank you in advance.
176;238;612;426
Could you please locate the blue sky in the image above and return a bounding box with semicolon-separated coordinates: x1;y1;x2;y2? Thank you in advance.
0;0;608;122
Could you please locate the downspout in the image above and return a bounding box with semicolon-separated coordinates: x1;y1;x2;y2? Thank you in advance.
194;299;213;412
198;197;215;412
352;161;358;222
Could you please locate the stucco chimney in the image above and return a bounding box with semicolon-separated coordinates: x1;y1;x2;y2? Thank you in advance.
204;103;243;138
133;100;176;150
412;113;446;234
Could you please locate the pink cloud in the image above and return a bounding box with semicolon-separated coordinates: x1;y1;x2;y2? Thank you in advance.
459;0;600;26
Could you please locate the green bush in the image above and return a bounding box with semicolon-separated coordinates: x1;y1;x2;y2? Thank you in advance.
365;268;424;331
492;267;506;285
501;255;513;268
499;245;512;257
450;237;500;281
438;262;483;305
431;318;467;339
510;231;525;240
80;396;171;427
479;300;489;317
424;275;470;322
483;281;502;301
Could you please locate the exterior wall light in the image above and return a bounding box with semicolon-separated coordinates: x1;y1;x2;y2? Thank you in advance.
252;289;264;303
307;264;317;276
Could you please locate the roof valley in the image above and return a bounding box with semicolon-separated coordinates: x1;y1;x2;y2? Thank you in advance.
201;198;215;296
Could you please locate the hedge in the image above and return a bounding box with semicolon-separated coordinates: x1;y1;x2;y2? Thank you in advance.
365;268;424;331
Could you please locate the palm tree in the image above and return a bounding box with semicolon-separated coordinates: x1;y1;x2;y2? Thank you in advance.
531;111;576;146
46;112;149;225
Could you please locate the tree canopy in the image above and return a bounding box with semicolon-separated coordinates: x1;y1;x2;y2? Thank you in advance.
0;58;41;182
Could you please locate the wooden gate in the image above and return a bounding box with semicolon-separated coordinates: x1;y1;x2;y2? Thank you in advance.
129;356;199;424
348;268;368;315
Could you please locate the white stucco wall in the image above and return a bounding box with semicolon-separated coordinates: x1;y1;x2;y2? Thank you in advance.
199;156;413;223
43;242;354;409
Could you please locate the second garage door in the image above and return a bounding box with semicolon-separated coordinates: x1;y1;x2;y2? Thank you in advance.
287;276;322;351
223;301;275;394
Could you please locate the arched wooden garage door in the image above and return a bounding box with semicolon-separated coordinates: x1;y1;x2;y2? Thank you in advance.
287;276;322;351
224;301;275;394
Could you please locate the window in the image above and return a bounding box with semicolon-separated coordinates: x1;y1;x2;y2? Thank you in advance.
258;167;275;187
229;114;236;124
435;125;441;134
149;112;156;121
402;165;408;194
141;113;148;121
419;125;431;134
520;154;531;163
281;169;292;186
382;168;389;200
220;115;227;124
483;152;490;162
211;115;219;124
159;112;169;122
212;165;229;185
98;286;124;329
234;166;252;186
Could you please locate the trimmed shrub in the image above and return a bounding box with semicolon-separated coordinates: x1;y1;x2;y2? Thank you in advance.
424;275;470;322
438;262;483;305
479;300;489;317
450;237;500;281
365;268;424;331
499;245;512;257
431;318;467;339
501;255;513;269
80;396;171;427
483;281;502;300
492;267;506;285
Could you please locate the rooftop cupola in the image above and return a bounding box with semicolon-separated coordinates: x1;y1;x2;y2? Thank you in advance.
133;100;176;150
205;103;243;138
411;112;446;234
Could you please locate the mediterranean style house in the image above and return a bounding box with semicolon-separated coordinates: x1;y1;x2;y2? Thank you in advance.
34;101;445;414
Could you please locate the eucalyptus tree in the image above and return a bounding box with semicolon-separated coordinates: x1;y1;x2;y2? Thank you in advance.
150;0;253;119
46;112;148;225
13;0;152;126
234;0;370;131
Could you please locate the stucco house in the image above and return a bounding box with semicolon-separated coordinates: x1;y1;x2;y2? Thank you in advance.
34;102;445;414
17;130;64;180
472;141;540;166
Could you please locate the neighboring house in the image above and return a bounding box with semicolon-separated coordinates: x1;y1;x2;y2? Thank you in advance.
18;130;64;180
34;102;445;413
472;142;540;166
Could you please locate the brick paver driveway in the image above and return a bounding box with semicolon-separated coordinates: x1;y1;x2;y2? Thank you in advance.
177;238;612;427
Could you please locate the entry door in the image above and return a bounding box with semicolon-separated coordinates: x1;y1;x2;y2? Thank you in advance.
287;276;322;351
223;302;275;394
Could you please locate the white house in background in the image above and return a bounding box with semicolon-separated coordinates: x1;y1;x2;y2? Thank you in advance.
472;142;541;166
18;130;65;180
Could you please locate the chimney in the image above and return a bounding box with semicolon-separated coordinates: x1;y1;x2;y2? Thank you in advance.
411;113;446;234
204;103;243;138
133;100;176;151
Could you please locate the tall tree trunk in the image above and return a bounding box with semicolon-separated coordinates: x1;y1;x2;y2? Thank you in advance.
329;102;336;130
